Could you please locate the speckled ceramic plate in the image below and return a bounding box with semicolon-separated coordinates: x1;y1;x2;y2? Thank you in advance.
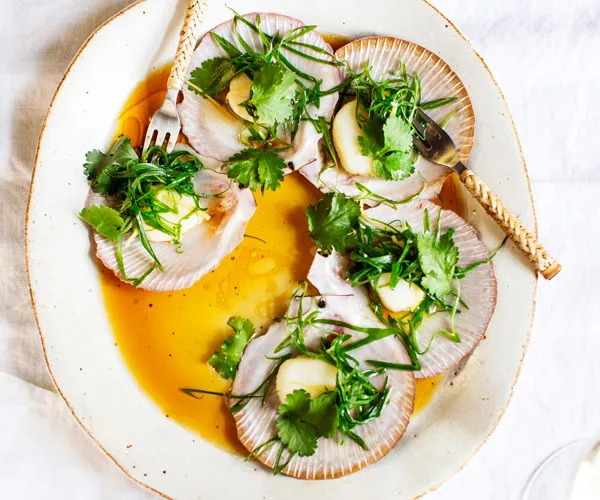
26;0;537;498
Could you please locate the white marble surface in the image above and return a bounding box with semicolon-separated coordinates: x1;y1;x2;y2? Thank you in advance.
1;0;596;498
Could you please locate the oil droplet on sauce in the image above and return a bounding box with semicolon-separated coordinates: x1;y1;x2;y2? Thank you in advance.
101;64;454;455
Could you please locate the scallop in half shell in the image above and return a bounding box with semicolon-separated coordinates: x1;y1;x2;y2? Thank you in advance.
301;36;475;202
308;200;496;378
86;154;256;292
232;294;415;479
179;12;342;171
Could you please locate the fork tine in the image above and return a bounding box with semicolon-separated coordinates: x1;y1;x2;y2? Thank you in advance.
416;109;447;143
416;108;437;127
165;131;178;153
160;132;171;152
143;128;157;154
412;134;430;156
156;131;169;151
412;115;427;135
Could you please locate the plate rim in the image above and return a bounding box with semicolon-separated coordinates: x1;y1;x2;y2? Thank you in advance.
24;0;538;498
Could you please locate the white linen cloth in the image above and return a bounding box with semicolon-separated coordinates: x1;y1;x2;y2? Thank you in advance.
0;0;597;498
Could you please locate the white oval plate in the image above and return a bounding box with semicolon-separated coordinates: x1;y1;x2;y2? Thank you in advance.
26;0;537;498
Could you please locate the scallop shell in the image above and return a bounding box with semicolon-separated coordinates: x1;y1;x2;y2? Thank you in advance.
178;12;342;171
308;200;496;379
86;155;256;292
301;36;475;202
232;295;415;479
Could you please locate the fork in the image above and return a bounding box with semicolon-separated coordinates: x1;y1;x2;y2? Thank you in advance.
143;0;206;154
412;109;561;280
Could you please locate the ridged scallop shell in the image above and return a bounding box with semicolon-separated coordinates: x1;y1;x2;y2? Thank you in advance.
301;36;475;202
86;155;256;292
308;200;496;379
232;295;415;479
179;12;342;171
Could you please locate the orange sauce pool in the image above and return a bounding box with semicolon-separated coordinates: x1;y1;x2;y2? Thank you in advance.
102;65;454;454
323;33;351;52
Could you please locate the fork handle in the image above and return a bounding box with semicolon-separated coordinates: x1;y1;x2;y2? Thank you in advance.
458;167;561;280
167;0;206;91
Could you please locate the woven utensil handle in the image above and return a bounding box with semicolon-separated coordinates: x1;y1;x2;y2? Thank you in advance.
459;169;561;280
167;0;206;91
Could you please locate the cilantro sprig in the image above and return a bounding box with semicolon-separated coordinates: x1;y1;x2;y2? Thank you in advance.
306;194;462;301
276;389;338;457
350;63;422;181
209;316;256;379
356;111;416;181
224;148;285;193
80;136;206;286
305;193;361;255
416;225;459;298
80;205;124;243
249;63;298;126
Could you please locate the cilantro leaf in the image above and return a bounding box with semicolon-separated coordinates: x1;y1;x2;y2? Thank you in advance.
383;112;413;152
356;113;415;181
373;150;415;181
226;148;285;193
356;118;384;158
351;86;422;181
188;57;238;98
83;150;106;180
209;316;255;379
79;205;124;242
250;63;297;126
276;417;318;457
277;390;317;456
276;389;338;457
84;136;138;194
304;392;339;438
305;193;361;255
278;388;312;416
109;135;139;163
416;228;459;297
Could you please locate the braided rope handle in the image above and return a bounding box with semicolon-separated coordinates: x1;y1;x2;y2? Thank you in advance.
167;0;206;91
459;169;561;280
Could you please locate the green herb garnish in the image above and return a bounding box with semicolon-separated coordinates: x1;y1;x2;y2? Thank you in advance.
187;10;341;193
249;63;298;126
349;63;422;180
183;284;398;473
80;205;124;243
315;60;456;184
209;316;256;379
188;57;239;97
305;192;361;255
224;148;286;193
276;389;338;457
304;193;491;357
268;285;393;455
415;213;459;298
80;136;206;286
